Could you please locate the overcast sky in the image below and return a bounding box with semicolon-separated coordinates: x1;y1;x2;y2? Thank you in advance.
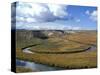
12;2;97;30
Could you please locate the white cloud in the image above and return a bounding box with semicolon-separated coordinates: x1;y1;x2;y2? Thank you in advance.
76;19;80;22
13;2;82;30
16;21;72;30
26;18;36;23
16;16;24;21
85;10;97;22
15;2;69;23
16;21;81;30
85;10;90;15
90;10;97;21
48;4;68;18
72;27;81;30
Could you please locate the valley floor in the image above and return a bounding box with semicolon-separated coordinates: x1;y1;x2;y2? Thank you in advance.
16;30;97;72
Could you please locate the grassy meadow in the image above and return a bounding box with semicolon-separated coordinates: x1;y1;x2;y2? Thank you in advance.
16;30;97;72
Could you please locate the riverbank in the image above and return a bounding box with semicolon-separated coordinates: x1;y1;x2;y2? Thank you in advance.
16;48;97;71
16;59;65;72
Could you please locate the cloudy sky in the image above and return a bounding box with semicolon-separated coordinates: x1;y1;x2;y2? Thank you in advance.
12;2;97;30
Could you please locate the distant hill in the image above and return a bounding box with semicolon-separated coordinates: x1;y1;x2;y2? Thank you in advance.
16;30;66;41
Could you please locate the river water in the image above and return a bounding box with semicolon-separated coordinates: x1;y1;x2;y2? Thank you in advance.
17;45;96;71
16;59;64;71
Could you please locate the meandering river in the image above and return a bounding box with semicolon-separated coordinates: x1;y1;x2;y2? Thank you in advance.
17;45;96;71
